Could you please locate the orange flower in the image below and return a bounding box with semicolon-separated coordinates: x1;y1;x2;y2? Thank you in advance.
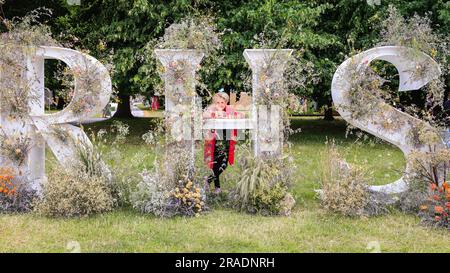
430;183;437;191
432;194;440;201
443;181;448;190
434;206;444;214
446;202;450;210
419;205;428;211
0;168;16;197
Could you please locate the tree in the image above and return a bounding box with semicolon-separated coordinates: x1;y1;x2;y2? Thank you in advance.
211;0;343;120
3;0;447;119
58;0;212;118
313;0;450;119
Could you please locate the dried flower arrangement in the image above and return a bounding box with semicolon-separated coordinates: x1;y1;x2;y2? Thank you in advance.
243;31;317;141
0;128;32;166
0;8;115;216
148;15;223;101
50;125;72;144
0;8;59;120
343;6;448;133
132;144;208;218
329;7;449;228
319;141;391;217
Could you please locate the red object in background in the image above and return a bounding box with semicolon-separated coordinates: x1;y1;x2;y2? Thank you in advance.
151;96;160;110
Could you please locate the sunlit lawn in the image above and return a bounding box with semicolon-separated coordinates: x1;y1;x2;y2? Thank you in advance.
1;116;449;253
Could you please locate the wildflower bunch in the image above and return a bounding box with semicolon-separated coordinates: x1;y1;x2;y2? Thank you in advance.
0;130;32;166
419;182;450;230
169;179;206;217
0;167;16;197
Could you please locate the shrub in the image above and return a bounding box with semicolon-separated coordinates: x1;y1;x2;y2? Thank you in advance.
167;178;205;217
319;141;390;217
401;143;449;229
79;121;145;208
0;167;16;197
229;146;296;216
320;167;370;217
0;167;36;213
418;182;450;230
132;146;207;218
132;168;171;217
34;168;114;218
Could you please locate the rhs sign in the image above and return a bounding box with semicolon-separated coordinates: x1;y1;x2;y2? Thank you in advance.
0;45;445;195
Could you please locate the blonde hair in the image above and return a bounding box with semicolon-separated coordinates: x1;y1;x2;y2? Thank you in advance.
213;92;229;103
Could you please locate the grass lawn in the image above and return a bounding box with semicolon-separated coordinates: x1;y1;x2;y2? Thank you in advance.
1;117;449;253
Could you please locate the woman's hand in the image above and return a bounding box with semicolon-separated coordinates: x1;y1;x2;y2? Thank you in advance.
216;111;226;118
203;106;217;119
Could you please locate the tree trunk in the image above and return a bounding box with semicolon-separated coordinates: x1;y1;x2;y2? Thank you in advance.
113;94;134;118
323;104;334;121
56;96;66;110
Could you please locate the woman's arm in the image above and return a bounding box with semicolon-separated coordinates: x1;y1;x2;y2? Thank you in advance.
226;105;245;118
203;105;217;119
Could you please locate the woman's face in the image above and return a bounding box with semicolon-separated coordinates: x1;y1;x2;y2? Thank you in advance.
214;97;227;111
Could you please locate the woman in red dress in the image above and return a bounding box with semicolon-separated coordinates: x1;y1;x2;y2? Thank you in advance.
203;92;242;194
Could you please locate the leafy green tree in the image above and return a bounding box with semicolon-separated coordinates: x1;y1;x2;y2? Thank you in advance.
59;0;212;117
210;0;344;119
58;0;344;118
313;0;449;119
2;0;448;119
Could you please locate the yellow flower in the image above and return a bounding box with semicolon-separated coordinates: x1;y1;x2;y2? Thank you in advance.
97;40;106;51
430;48;437;58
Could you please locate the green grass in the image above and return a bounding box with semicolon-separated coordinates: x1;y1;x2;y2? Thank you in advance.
1;117;449;253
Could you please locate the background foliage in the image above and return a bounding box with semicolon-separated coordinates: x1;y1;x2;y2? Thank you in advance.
1;0;448;116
